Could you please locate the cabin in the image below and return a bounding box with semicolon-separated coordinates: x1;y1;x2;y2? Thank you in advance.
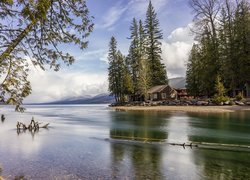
175;88;188;99
168;77;188;99
148;85;177;101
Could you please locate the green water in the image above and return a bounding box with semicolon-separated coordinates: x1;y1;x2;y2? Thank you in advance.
0;105;249;179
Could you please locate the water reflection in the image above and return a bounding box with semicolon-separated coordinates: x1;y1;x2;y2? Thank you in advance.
187;112;250;179
110;141;163;179
108;111;168;178
192;148;250;179
167;114;190;143
131;144;162;179
162;114;198;179
187;112;250;145
0;105;250;179
109;111;169;142
16;128;40;139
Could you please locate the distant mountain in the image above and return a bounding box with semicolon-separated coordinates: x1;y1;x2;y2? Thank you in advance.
169;77;186;89
46;93;115;104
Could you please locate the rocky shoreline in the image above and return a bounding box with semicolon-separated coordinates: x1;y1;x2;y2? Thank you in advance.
110;99;250;107
110;99;250;113
112;105;250;113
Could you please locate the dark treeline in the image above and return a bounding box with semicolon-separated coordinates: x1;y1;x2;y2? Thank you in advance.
187;0;250;98
108;1;168;103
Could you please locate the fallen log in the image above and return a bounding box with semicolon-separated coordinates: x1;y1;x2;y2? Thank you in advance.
16;117;49;132
169;142;198;148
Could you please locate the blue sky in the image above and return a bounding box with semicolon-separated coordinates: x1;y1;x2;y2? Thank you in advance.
26;0;195;103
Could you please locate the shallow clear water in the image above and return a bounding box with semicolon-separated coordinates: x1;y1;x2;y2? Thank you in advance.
0;105;250;179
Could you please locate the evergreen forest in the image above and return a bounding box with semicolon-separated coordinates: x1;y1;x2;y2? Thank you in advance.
186;0;250;98
108;1;168;103
108;0;250;103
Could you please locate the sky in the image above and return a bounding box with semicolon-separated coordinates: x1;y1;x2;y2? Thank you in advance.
25;0;195;103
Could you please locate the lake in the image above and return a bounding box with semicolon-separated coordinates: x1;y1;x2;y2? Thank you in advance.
0;105;250;179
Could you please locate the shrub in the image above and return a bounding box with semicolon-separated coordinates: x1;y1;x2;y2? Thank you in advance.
212;95;230;105
235;92;244;101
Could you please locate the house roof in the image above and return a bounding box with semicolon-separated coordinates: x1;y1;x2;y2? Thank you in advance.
148;85;170;94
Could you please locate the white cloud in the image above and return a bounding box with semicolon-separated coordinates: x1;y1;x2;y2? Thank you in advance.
162;41;192;69
161;23;195;78
167;23;194;43
25;67;108;103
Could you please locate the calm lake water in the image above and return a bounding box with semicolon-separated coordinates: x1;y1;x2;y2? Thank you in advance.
0;104;250;179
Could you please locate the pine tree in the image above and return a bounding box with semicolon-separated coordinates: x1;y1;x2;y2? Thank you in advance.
215;75;226;97
127;18;140;94
189;0;221;97
122;62;133;101
116;51;126;102
108;37;119;102
213;75;229;104
219;2;236;91
137;20;151;100
234;0;250;91
200;29;220;96
144;1;168;86
108;37;132;103
186;44;201;97
138;20;147;59
138;57;151;100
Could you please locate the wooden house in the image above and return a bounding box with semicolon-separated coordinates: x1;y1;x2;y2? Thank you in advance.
175;88;188;99
168;77;188;99
148;85;177;101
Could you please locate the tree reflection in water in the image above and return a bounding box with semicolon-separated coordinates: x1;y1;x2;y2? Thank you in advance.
187;112;250;179
192;148;250;179
109;111;169;142
16;127;49;140
109;111;169;179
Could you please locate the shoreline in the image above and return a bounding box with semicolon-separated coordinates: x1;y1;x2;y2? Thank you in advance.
112;105;250;113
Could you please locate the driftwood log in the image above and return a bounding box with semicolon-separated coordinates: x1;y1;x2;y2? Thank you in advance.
1;114;5;122
16;117;49;131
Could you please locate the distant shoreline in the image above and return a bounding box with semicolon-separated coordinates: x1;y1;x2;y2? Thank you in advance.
111;105;250;113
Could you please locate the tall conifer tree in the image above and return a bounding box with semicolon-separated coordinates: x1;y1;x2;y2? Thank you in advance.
144;1;168;86
127;18;140;94
108;37;119;102
186;44;202;97
138;20;151;100
108;37;132;103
